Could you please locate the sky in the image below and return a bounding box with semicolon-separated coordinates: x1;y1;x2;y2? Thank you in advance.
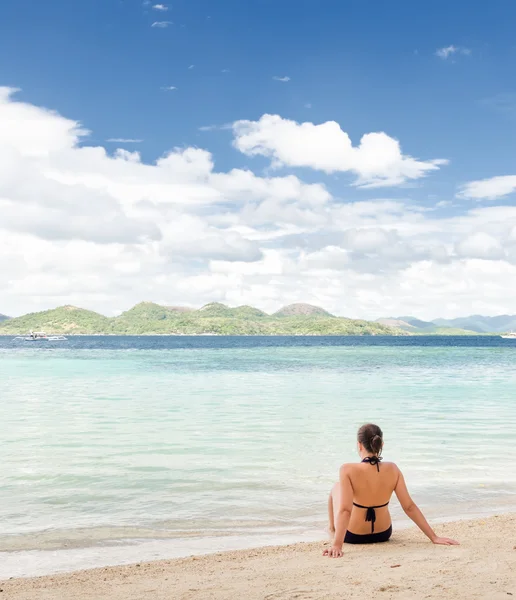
1;0;516;319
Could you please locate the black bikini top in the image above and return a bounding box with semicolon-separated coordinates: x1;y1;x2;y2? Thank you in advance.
361;455;382;472
352;456;388;533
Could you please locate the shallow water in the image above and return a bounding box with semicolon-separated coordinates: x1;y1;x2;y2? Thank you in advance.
1;336;515;577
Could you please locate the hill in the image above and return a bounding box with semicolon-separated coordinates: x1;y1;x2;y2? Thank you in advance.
273;303;333;318
4;305;514;336
0;305;110;334
380;314;516;335
194;303;267;319
228;305;268;319
196;303;233;318
417;327;478;336
5;305;512;336
397;316;437;330
377;317;477;335
376;318;416;331
110;302;182;334
432;315;516;334
1;303;405;336
108;302;396;335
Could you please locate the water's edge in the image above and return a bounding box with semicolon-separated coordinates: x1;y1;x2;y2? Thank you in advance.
2;505;516;580
2;337;516;579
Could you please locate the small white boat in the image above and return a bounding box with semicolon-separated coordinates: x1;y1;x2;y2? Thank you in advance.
13;331;68;342
23;331;48;341
500;332;516;339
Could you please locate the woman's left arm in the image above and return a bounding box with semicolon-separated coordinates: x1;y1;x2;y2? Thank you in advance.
323;465;353;558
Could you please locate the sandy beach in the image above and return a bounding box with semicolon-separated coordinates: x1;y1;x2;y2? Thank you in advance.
2;514;515;600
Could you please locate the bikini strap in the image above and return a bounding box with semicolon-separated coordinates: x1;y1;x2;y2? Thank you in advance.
352;502;389;533
353;502;389;509
362;456;382;472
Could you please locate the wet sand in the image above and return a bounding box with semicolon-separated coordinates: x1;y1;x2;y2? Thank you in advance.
2;514;515;599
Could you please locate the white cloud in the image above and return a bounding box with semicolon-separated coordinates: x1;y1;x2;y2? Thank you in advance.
161;86;177;91
455;232;505;260
3;87;516;320
151;21;172;28
232;114;448;188
458;175;516;200
343;228;398;253
106;138;143;143
435;45;471;60
0;88;333;313
188;64;195;69
273;76;291;82
198;123;233;132
160;218;262;263
152;4;168;10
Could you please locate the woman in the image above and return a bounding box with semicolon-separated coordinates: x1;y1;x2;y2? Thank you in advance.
324;423;459;558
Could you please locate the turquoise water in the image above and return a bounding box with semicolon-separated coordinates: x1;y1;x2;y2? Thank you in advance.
1;337;516;577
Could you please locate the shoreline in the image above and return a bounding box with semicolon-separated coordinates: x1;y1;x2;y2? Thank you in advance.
2;514;515;599
0;333;502;338
3;501;516;580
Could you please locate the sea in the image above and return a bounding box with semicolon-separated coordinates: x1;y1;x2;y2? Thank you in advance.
1;335;515;578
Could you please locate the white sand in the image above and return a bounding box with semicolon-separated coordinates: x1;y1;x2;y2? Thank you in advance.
2;514;515;599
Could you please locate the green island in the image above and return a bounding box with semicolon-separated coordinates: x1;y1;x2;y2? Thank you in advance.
0;303;484;336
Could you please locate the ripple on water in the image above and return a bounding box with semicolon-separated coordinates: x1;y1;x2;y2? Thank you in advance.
1;337;515;574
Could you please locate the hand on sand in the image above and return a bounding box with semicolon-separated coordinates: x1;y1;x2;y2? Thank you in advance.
323;545;343;558
432;536;459;545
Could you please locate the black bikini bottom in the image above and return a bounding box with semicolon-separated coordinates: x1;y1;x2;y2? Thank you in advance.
344;525;392;544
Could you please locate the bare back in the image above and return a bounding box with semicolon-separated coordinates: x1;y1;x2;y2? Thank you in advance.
332;461;399;535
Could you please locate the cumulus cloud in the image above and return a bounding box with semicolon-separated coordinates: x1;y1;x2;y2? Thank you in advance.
458;175;516;200
2;87;516;319
160;220;263;263
0;87;332;311
273;76;290;82
232;114;448;188
435;45;471;60
455;232;505;260
153;4;168;10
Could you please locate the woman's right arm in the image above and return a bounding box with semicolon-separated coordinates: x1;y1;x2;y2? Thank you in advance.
394;467;459;545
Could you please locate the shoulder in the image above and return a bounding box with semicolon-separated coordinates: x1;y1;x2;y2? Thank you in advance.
381;461;400;470
381;461;401;474
381;462;402;482
339;463;356;476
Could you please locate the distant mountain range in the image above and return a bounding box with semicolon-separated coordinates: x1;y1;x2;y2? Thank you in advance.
1;304;514;336
432;315;516;334
0;303;404;336
375;317;475;335
377;315;516;334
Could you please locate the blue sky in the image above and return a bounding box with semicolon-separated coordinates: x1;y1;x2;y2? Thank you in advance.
1;0;516;318
3;0;515;183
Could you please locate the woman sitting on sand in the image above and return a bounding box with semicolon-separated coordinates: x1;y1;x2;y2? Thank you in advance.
324;423;459;558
